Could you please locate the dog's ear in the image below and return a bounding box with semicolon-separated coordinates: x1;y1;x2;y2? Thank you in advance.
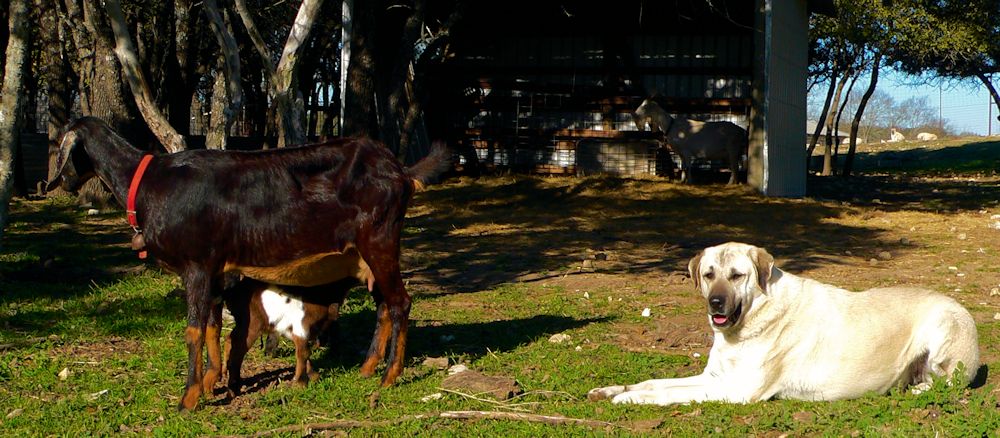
752;247;774;292
687;251;704;289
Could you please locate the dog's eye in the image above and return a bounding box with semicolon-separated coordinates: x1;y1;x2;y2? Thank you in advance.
704;272;715;280
730;272;745;281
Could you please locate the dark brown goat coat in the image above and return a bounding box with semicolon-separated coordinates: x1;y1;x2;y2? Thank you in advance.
47;117;450;410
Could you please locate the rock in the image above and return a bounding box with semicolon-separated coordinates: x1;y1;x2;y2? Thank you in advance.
594;253;608;261
422;356;449;370
993;313;1000;321
86;209;100;216
6;408;23;419
447;364;469;375
868;258;878;266
548;333;572;344
641;308;651;317
958;233;967;240
582;259;594;268
877;251;892;260
899;237;910;245
441;370;522;400
420;392;444;402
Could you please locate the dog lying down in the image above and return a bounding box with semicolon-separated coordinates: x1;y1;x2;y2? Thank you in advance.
589;242;980;405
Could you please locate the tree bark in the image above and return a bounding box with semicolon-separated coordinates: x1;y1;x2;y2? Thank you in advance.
381;0;426;156
235;0;323;148
203;0;242;149
38;0;72;191
104;0;186;152
342;0;378;138
976;73;1000;125
832;70;859;161
806;67;837;168
0;0;30;247
822;69;850;176
843;52;882;177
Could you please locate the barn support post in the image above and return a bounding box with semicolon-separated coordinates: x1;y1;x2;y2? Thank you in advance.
747;0;808;197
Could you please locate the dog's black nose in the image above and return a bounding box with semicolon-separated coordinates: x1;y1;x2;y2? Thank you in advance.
709;295;725;312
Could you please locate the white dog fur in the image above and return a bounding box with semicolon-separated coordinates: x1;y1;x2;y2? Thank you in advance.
588;242;979;405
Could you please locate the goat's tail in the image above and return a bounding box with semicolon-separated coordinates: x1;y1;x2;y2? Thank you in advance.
406;141;452;191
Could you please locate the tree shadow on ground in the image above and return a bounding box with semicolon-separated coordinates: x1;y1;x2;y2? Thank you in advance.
1;199;139;292
312;309;603;373
403;176;899;295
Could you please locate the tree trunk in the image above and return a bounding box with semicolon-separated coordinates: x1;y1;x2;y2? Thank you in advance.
206;58;230;150
381;0;425;156
0;0;30;247
843;53;882;177
806;68;837;168
343;0;378;138
822;69;850;176
832;70;859;162
976;73;1000;125
104;0;186;152
38;0;72;192
203;0;242;149
235;0;323;148
272;0;324;148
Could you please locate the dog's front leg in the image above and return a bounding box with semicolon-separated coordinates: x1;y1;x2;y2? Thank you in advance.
588;374;715;403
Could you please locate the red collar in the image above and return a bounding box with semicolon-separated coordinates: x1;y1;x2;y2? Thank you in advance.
126;154;154;258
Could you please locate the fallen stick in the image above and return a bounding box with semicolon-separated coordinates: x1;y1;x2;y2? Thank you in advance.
439;410;616;429
221;410;617;437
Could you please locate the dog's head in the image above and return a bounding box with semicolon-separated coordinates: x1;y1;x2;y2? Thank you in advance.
688;242;774;331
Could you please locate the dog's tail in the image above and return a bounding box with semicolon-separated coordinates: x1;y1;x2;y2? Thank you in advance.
406;141;452;191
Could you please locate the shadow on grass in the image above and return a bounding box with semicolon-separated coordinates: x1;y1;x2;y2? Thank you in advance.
1;198;139;290
404;176;894;294
314;311;603;374
849;139;1000;176
206;312;603;401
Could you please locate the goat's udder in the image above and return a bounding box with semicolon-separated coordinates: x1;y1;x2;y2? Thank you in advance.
225;248;372;287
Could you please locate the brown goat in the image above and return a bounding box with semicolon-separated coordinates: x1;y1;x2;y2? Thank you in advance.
223;278;349;392
46;117;450;410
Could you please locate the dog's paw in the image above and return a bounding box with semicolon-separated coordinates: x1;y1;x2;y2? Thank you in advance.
611;391;660;405
587;385;626;401
910;382;932;395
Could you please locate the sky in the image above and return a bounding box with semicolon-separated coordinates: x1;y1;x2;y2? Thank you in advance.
809;70;1000;137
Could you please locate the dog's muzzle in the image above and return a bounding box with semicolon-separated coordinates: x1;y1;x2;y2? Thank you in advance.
708;285;742;328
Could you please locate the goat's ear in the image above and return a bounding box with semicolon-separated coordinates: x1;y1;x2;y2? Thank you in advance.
687;251;704;290
751;247;774;293
45;130;81;192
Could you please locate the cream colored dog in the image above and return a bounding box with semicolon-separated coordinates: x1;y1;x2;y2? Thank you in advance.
588;242;980;405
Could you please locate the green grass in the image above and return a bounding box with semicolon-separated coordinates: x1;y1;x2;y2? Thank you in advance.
3;152;1000;435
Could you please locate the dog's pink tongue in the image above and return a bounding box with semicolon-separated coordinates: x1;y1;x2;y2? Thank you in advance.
712;315;728;325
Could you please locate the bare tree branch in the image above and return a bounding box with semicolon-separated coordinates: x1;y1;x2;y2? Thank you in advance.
233;0;276;77
103;0;186;152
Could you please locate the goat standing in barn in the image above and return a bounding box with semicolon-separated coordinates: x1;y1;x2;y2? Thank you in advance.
46;117;451;410
634;98;746;184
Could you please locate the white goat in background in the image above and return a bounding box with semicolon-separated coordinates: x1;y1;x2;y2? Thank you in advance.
634;98;746;184
916;132;938;141
887;128;906;143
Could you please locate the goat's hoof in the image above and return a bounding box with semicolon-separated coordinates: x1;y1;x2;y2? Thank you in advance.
178;386;202;411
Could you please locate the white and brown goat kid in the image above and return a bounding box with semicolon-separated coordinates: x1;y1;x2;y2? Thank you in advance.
223;278;350;392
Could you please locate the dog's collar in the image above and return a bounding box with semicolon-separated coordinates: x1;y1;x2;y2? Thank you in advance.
126;154;154;259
